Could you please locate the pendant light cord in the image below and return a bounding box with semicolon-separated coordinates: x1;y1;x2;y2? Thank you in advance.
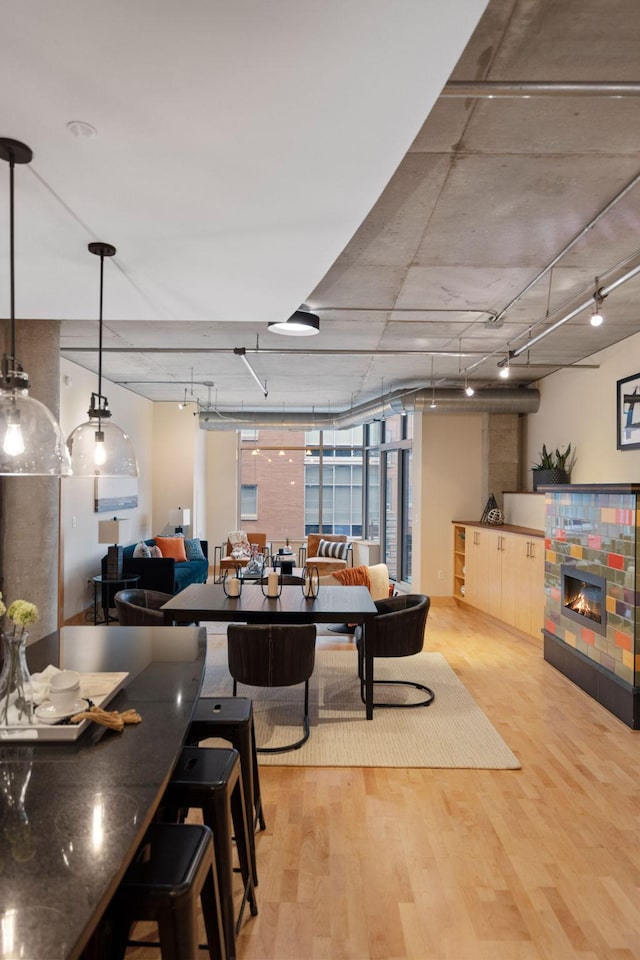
97;251;104;428
8;149;16;362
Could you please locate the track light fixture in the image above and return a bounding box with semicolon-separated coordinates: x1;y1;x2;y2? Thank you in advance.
464;374;475;397
233;347;268;397
591;277;605;327
498;347;511;379
67;243;139;477
429;357;437;408
0;138;72;476
268;307;320;337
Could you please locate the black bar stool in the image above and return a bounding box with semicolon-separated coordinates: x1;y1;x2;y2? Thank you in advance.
187;695;265;883
108;822;226;960
163;746;258;960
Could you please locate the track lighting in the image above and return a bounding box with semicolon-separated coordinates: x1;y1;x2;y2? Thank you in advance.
498;347;511;379
464;373;475;397
591;278;605;326
233;347;268;397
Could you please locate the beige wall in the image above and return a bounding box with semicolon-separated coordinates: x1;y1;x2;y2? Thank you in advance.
205;431;239;557
59;358;154;621
412;413;483;598
151;403;199;537
524;330;640;486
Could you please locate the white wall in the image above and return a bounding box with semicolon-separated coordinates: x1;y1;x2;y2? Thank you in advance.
524;330;640;485
59;359;153;621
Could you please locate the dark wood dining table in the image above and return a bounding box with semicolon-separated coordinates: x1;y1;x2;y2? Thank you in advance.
0;624;206;960
161;582;378;625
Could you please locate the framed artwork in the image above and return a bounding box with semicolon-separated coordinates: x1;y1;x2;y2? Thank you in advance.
616;373;640;451
94;476;138;513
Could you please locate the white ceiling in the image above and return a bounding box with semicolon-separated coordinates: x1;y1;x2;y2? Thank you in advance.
2;0;640;419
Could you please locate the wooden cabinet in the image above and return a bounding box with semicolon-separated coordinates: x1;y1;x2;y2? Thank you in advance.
464;526;489;610
453;522;544;640
453;524;466;600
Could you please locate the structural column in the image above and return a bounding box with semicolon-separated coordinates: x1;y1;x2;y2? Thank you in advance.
0;319;63;642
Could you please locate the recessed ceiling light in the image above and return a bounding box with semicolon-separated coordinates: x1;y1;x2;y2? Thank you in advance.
66;121;97;139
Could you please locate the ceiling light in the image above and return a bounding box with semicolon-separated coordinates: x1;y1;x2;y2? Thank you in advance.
178;388;188;409
499;366;510;379
0;138;72;476
464;373;475;397
429;357;437;408
67;243;139;477
268;308;320;337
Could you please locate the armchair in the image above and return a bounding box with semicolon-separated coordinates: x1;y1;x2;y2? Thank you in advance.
217;532;270;581
298;533;352;576
354;593;432;720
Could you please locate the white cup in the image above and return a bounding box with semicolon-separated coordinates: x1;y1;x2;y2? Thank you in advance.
227;577;240;597
267;572;279;597
49;670;81;712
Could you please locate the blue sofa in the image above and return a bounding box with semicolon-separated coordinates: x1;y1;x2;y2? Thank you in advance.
101;538;209;595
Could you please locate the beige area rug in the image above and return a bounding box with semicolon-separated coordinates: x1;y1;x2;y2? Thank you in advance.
201;639;521;769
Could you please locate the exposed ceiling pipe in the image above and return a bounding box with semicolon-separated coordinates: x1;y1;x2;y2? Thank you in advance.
199;386;540;431
442;81;640;98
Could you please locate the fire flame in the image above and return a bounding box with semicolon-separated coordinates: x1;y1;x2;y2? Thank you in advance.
566;587;600;623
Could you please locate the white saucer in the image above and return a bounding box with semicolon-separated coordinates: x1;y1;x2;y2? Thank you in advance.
34;699;88;723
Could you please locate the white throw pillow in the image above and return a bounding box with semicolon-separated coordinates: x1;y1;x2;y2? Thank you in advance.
133;541;151;559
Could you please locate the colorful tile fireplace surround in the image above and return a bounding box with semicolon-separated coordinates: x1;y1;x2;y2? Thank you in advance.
543;483;639;729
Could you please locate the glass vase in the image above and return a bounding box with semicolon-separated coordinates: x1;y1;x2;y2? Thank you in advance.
0;631;34;726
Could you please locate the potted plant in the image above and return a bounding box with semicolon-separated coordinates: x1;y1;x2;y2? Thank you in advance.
532;443;572;490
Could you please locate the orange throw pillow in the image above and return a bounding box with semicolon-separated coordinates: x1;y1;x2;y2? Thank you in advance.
154;536;187;562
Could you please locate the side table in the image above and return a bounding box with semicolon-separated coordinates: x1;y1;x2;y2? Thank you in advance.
92;574;141;625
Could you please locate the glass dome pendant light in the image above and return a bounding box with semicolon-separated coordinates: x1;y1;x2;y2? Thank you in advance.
66;242;138;477
0;139;73;476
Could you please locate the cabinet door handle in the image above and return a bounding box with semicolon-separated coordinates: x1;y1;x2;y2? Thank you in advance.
529;542;535;559
526;541;530;558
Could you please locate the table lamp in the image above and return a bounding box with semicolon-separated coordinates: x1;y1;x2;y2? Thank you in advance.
98;517;130;579
169;507;191;534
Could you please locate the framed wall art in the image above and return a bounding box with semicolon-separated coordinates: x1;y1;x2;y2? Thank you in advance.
94;476;139;513
616;372;640;450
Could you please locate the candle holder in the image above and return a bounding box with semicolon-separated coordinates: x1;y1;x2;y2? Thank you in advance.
302;565;320;599
222;565;243;598
261;569;283;599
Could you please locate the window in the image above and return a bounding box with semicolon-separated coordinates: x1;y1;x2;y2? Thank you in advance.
240;484;257;519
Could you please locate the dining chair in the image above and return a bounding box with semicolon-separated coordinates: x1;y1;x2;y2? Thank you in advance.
354;593;432;720
227;623;316;753
114;588;173;626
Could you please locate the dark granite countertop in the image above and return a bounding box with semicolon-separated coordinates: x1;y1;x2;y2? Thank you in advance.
0;625;206;960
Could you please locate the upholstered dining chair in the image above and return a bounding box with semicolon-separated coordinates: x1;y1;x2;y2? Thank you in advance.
114;588;173;626
354;593;432;720
227;623;316;753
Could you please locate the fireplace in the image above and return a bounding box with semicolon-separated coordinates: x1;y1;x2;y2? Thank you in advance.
544;484;639;729
561;564;607;637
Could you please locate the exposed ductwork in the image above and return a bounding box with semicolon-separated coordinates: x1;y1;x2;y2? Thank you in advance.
198;386;540;431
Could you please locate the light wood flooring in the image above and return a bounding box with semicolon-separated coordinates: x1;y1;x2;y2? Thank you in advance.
127;603;639;960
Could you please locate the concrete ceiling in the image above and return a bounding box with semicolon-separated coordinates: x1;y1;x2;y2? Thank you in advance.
2;0;640;421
